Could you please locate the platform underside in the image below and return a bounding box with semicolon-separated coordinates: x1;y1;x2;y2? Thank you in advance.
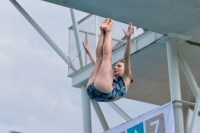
126;41;200;105
43;0;200;44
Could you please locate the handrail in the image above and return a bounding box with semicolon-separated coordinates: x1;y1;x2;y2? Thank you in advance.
70;29;126;43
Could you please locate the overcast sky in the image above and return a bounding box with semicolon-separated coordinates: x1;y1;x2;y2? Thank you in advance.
0;0;159;133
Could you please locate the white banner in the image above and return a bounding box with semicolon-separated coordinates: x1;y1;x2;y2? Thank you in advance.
105;102;175;133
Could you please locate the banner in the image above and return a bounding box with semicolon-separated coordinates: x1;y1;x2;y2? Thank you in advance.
105;102;175;133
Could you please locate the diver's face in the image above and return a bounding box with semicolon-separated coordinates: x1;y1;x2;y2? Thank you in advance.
114;62;124;77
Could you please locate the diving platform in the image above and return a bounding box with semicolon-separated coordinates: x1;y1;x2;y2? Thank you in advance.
67;31;200;105
43;0;200;105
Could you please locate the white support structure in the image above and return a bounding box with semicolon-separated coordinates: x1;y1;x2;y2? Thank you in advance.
177;44;199;98
134;26;138;44
81;86;92;133
133;26;137;42
107;102;132;121
166;38;181;100
85;33;88;65
188;89;200;133
95;16;98;47
166;38;184;133
91;100;109;131
70;9;85;67
10;0;77;71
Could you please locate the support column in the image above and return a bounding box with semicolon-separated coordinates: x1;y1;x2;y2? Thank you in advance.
85;33;88;65
182;104;189;133
91;100;109;131
10;0;77;71
133;26;137;44
70;9;85;67
81;86;92;133
95;16;98;47
188;89;200;133
107;102;132;121
166;38;184;133
133;26;137;38
177;44;199;98
166;38;181;100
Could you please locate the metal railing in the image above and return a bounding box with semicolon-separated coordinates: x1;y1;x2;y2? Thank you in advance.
68;29;129;75
67;29;147;75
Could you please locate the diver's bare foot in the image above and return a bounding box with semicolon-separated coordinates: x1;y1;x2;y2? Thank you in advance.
104;19;113;33
100;18;109;31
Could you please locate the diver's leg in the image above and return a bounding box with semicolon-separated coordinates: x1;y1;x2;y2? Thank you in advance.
94;19;113;93
86;19;109;88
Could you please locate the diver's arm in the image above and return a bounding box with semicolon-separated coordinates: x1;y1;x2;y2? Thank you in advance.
123;23;133;77
82;40;96;65
86;49;96;65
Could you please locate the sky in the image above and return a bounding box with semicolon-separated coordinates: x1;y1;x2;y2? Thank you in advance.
0;0;159;133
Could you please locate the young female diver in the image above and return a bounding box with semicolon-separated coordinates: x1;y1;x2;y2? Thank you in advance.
83;18;134;102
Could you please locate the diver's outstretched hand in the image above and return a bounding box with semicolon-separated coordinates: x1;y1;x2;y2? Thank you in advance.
123;22;134;38
82;39;89;52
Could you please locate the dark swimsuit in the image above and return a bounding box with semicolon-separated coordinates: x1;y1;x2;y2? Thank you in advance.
87;76;126;102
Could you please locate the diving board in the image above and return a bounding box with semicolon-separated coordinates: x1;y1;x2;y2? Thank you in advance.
42;0;200;105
